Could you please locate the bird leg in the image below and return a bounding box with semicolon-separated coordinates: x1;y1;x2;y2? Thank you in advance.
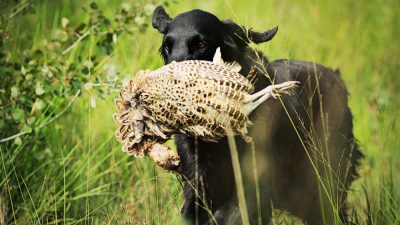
243;81;299;115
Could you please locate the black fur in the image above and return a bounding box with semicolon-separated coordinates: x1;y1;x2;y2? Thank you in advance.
152;6;363;225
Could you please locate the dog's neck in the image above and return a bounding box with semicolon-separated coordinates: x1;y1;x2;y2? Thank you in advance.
234;47;272;92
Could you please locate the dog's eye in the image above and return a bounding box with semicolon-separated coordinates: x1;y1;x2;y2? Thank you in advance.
196;42;207;49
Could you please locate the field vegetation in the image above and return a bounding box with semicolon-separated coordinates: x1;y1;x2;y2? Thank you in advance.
0;0;399;224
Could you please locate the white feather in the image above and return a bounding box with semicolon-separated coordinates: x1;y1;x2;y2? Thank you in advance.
212;47;224;65
212;47;241;72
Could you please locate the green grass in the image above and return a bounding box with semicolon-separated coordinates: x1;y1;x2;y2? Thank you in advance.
1;0;399;224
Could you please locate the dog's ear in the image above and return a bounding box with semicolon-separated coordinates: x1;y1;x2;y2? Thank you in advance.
152;6;172;34
223;20;278;46
248;26;278;44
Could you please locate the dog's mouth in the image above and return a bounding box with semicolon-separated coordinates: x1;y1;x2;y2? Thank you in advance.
124;136;181;171
121;134;167;157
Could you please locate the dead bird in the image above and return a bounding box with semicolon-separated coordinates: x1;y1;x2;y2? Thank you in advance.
113;48;298;170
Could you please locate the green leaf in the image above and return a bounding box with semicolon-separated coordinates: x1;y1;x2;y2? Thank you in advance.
25;73;33;81
83;60;94;69
31;99;45;113
11;86;19;98
35;82;46;95
14;137;22;145
41;66;53;78
12;108;24;121
22;126;33;133
61;17;69;28
21;66;26;75
90;2;98;9
52;29;68;42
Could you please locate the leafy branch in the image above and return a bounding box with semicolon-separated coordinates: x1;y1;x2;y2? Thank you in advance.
0;1;157;144
0;89;81;143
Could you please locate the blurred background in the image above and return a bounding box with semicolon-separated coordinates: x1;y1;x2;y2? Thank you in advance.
0;0;399;224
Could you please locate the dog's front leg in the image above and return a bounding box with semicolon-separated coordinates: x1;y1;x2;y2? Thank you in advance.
176;134;211;225
206;198;241;225
206;195;272;225
181;188;211;225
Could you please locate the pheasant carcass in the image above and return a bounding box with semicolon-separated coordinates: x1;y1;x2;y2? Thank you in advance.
113;48;298;170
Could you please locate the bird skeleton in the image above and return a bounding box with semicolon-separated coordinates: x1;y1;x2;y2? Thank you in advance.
113;48;299;170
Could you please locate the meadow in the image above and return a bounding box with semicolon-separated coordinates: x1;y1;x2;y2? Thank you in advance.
0;0;399;224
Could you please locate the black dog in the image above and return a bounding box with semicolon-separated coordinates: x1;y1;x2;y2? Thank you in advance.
152;6;362;225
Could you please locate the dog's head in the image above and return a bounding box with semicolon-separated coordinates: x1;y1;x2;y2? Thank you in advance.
152;6;278;64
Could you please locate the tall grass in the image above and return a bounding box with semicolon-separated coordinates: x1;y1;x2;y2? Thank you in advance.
1;0;399;224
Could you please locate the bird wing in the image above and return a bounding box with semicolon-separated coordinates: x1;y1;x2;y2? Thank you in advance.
174;61;254;94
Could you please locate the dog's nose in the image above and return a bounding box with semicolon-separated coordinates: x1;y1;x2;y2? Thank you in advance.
167;50;193;63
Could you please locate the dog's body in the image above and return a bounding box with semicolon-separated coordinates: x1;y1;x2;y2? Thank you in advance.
152;7;362;225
